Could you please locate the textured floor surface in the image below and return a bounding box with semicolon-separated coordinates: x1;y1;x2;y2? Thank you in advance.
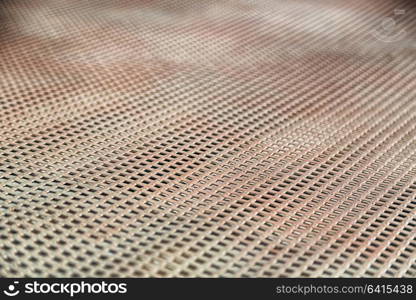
0;0;416;277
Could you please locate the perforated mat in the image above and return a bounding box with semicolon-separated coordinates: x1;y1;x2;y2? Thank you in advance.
1;0;416;277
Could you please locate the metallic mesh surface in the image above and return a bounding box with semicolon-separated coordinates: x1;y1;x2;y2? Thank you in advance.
1;0;416;278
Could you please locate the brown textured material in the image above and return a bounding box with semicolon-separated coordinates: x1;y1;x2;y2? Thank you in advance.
1;0;416;277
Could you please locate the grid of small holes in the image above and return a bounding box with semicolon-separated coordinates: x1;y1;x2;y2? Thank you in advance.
0;0;416;277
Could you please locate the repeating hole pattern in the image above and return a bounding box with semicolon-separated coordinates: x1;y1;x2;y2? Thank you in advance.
0;0;416;277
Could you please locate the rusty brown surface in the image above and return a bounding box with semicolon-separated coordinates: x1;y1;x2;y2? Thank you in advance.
0;0;415;277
